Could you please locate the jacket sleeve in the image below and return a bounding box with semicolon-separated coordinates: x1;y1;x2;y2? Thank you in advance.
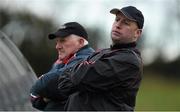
30;66;65;96
30;56;81;96
29;63;64;110
30;57;86;100
30;94;47;111
70;51;141;93
43;59;84;100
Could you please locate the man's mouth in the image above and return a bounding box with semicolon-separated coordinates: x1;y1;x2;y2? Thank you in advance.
58;50;64;54
112;31;121;36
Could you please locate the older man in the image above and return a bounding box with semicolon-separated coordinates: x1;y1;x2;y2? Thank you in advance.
55;6;144;111
30;22;94;111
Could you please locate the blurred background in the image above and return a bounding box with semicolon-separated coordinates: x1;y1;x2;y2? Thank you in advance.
0;0;180;110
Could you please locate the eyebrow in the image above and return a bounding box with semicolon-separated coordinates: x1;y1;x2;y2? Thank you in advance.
117;13;137;21
116;16;132;22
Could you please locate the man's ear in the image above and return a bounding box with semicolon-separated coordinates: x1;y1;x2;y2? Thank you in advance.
79;38;85;47
135;29;142;40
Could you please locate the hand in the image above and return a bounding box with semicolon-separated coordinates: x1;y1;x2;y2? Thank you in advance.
43;97;50;102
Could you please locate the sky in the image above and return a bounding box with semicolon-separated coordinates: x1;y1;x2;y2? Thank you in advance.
0;0;180;65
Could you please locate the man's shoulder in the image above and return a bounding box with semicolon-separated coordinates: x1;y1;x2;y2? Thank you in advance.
76;46;94;56
96;48;142;68
113;48;142;67
67;47;94;67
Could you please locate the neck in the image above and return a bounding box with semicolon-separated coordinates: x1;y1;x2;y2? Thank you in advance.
111;42;136;50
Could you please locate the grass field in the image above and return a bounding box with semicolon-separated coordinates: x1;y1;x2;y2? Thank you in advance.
135;74;180;111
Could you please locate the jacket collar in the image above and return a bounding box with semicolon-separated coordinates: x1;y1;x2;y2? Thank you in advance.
76;45;94;56
62;45;94;64
110;42;136;50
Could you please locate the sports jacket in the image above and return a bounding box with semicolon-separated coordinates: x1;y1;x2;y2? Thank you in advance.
56;42;143;111
30;45;94;111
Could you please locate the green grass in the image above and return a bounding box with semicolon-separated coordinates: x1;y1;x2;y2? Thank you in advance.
135;74;180;111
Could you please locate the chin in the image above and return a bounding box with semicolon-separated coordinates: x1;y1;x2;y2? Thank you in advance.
111;34;120;40
59;55;65;60
112;39;125;44
111;37;119;42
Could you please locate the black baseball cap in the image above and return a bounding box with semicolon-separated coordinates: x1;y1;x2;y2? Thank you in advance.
110;6;144;29
48;22;88;40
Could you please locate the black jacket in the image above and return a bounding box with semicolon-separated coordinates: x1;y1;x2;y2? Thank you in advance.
56;42;143;111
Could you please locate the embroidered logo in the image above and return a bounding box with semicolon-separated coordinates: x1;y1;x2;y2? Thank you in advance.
59;25;66;30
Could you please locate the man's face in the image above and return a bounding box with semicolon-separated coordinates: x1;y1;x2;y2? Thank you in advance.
55;34;84;60
111;12;142;44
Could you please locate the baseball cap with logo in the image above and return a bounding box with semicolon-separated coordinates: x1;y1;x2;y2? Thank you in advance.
110;6;144;29
48;22;88;40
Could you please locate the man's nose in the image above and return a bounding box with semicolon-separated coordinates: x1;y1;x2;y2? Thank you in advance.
56;43;63;49
115;21;122;29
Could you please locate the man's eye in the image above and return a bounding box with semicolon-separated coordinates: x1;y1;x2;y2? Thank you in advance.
124;20;130;25
115;18;119;22
125;22;129;25
60;40;65;42
56;39;65;43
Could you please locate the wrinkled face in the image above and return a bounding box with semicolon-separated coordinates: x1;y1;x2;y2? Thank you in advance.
111;12;142;44
55;34;84;60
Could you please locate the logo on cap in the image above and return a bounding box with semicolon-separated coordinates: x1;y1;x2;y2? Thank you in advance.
59;25;66;30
